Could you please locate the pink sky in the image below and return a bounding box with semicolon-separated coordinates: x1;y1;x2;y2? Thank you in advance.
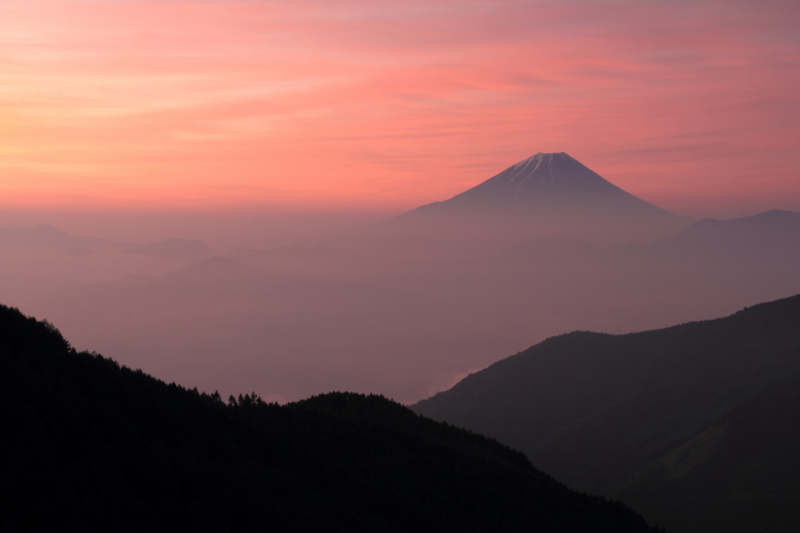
1;0;798;218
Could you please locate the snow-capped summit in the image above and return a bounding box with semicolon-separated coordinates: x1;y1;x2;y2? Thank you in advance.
385;152;691;248
453;152;625;200
407;152;678;220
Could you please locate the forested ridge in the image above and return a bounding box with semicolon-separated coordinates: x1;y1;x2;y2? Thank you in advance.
414;294;800;533
0;304;659;532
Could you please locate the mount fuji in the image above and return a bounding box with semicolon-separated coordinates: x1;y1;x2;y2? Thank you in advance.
390;152;691;247
410;152;677;218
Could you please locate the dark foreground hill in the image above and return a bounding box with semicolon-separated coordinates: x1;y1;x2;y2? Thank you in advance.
0;305;659;533
413;294;800;533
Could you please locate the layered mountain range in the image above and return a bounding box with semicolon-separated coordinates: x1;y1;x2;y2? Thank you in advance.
0;304;660;532
2;149;799;532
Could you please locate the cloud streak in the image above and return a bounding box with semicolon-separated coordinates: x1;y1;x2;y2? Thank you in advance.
1;0;798;216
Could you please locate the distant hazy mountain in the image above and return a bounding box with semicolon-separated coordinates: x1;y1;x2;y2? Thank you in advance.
0;304;660;533
125;238;215;262
0;224;112;250
655;209;800;259
413;294;800;533
385;153;691;249
495;208;800;259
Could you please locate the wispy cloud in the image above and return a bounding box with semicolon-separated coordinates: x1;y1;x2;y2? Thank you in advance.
1;0;798;215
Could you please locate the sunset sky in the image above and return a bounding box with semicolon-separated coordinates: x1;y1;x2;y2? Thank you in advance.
1;0;798;217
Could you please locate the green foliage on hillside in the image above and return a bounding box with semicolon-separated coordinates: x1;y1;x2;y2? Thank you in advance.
0;304;658;533
414;294;800;533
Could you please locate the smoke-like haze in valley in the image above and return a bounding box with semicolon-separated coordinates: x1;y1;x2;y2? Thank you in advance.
1;154;798;403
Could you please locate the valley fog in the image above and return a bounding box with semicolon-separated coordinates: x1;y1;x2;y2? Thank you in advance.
2;154;798;403
2;206;797;405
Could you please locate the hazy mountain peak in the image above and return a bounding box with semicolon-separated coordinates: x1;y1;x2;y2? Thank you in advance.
0;223;111;249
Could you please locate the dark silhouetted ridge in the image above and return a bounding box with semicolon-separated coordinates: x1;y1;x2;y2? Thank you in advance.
0;303;660;532
413;294;800;533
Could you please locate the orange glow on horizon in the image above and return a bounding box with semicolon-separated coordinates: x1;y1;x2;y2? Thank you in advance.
1;0;799;217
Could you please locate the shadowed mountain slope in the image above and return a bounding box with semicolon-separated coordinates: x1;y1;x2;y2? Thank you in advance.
0;304;660;533
413;294;800;533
